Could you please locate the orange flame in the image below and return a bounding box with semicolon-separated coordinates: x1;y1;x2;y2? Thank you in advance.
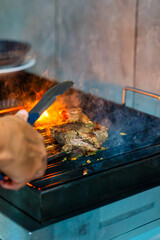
34;97;67;128
37;110;49;122
0;106;22;114
0;87;68;129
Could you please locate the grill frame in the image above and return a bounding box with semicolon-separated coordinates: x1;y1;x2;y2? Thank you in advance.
0;72;160;223
0;107;160;222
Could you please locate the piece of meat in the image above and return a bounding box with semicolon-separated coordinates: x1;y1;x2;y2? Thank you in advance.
51;121;108;153
60;108;92;124
92;122;108;145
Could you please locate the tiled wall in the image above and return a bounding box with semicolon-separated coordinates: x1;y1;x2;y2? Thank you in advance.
0;0;160;115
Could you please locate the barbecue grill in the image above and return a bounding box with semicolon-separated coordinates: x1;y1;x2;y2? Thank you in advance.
0;72;160;238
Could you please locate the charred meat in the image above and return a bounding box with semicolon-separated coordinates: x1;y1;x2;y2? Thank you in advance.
60;108;92;124
51;108;108;153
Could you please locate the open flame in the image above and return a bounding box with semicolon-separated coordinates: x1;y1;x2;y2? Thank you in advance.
33;98;67;128
0;85;70;128
0;97;67;129
37;110;49;121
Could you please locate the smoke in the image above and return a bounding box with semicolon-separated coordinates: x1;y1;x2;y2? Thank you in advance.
63;89;160;149
0;72;160;152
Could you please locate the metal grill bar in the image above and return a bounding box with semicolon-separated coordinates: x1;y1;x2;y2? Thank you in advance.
0;106;22;114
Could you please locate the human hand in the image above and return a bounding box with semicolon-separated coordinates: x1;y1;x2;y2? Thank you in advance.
0;110;47;190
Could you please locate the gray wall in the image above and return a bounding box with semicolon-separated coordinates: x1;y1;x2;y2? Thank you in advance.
0;0;160;115
0;0;57;77
134;0;160;116
57;0;135;104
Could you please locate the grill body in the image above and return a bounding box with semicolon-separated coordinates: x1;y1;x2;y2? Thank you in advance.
0;72;160;224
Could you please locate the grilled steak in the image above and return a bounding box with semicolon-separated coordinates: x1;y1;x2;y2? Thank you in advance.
51;108;108;153
60;108;92;124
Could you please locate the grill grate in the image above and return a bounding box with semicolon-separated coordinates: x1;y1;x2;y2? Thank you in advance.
1;103;160;192
36;126;61;157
